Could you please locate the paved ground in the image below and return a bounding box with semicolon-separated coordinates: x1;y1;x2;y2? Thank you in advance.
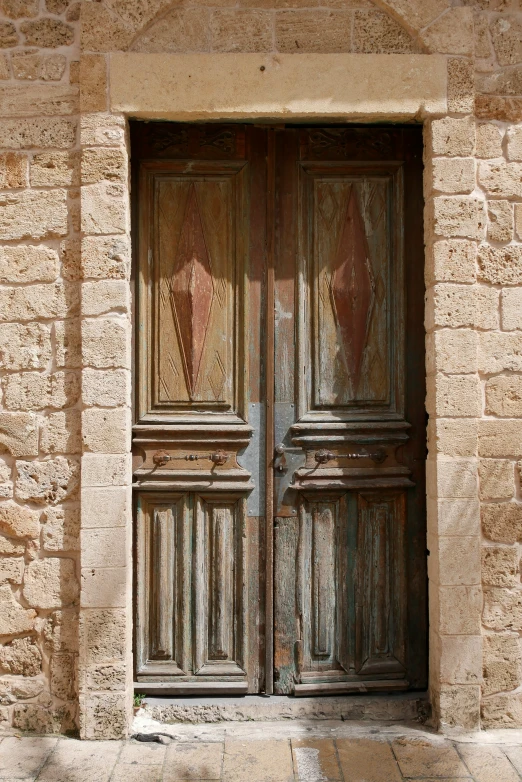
2;720;522;781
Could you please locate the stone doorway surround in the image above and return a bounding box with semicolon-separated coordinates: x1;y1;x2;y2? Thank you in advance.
78;47;483;739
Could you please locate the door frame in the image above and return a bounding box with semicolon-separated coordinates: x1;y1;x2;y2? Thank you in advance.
78;52;480;736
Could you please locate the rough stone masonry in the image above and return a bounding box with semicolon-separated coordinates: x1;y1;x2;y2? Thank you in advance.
1;0;522;739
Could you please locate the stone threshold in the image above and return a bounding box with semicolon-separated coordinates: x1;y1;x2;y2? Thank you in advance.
136;691;428;725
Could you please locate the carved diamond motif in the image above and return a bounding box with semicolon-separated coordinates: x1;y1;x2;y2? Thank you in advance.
330;187;375;390
207;352;226;400
169;184;214;398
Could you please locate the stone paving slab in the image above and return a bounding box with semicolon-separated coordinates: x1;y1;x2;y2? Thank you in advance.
0;723;522;781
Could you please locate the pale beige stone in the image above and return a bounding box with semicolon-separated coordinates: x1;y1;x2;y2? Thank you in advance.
211;10;272;53
490;16;522;67
440;685;481;730
110;53;448;120
23;557;78;609
0;584;35;635
430;116;475;157
81;0;134;52
40;410;81;455
81;454;131;487
36;736;120;778
479;459;515;500
478;244;522;284
42;505;80;552
0;84;78;117
50;652;75;700
0;557;23;585
479;67;522;99
82;369;129;408
15;457;79;504
427;459;478;500
275;10;352;55
483;587;522;631
3;371;80;411
0;245;59;285
13;702;75;733
1;678;44;700
502;288;522;331
507;126;522;162
427;284;499;330
480;421;522;458
54;319;81;369
0;189;68;241
482;545;519;587
31;151;77;188
119;741;166;765
81;235;129;280
476;123;504;159
428;418;477;458
81;183;127;235
420;8;473;56
0;282;79;323
0;152;27;189
0;21;18;47
431;197;486;240
82;280;129;316
439;636;482;685
0;412;38;457
352;10;415;53
81;566;127;608
435;537;480;586
42;54;67;82
486;376;522;418
82;148;127;187
21;18;74;47
504;746;522;775
427;374;480;418
426;240;477;284
431;157;475;195
431;497;479;537
80;54;108;113
0;534;23;555
439;585;482;634
131;7;210;53
479;332;522;374
80;113;125;147
82;318;131;369
82;408;130;454
80;608;126;663
447;57;474;114
515;203;522;240
483;502;522;543
0;117;76;149
479;161;522;199
0;54;10;80
374;0;450;33
81;487;130;528
0;636;41;676
11;50;42;81
0;0;39;18
82;528;127;568
43;608;78;653
335;738;400;782
81;692;128;740
222;740;291;782
0;737;57;778
488;201;513;243
391;737;469;778
426;329;477;374
482;693;522;728
0;323;52;371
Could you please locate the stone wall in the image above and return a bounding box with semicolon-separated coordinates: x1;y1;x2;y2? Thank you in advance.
1;0;522;738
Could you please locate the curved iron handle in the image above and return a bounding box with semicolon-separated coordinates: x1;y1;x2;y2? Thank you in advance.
153;449;229;467
314;448;387;465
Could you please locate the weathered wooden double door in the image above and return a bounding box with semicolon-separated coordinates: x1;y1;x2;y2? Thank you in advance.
131;123;427;695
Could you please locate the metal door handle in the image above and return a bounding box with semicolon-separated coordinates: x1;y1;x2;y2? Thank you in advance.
153;449;229;467
314;448;387;465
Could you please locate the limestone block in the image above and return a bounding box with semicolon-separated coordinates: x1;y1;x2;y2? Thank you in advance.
11;50;42;81
475;95;522;123
0;535;23;555
4;371;80;411
428;418;478;458
23;557;79;609
46;0;69;12
82;318;131;369
81;148;127;187
0;84;78;117
21;18;74;47
479;66;522;99
480;457;515;499
0;118;76;149
437;537;480;586
479;161;522;198
476;123;504;159
13;703;75;734
426;374;480;418
0;413;38;457
439;684;480;730
50;652;75;700
439;636;482;685
0;323;52;371
42;54;66;82
431;158;475;195
482;503;522;544
486;376;522;418
431;497;479;537
80;113;125;148
0;152;27;188
82;369;130;408
81;183;127;235
479;332;522;374
429;117;475;157
427;284;499;330
0;501;39;541
82;280;129;317
81;235;129;281
54;319;81;369
0;282;79;323
439;585;482;635
0;585;35;635
0;0;39;18
0;245;59;285
131;8;210;54
79;54;107;113
483;634;521;696
482;545;519;587
43;609;78;653
447;58;474;115
352;10;415;54
490;16;522;67
478;244;522;285
0;637;41;676
210;10;272;53
426;240;477;285
515;204;522;240
507;127;522;162
0;558;23;585
420;8;473;56
81;487;130;529
82;528;127;568
15;457;79;504
80;0;134;53
502;288;522;331
80;566;127;608
81;692;128;740
426;329;478;374
479;420;522;458
0;54;9;80
0;677;44;702
80;607;126;663
86;663;126;692
431;197;486;240
488;201;513;243
31;151;77;188
371;0;449;33
483;587;522;631
0;21;18;47
0;190;67;241
42;506;80;552
482;692;522;728
40;410;81;455
81;454;131;487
